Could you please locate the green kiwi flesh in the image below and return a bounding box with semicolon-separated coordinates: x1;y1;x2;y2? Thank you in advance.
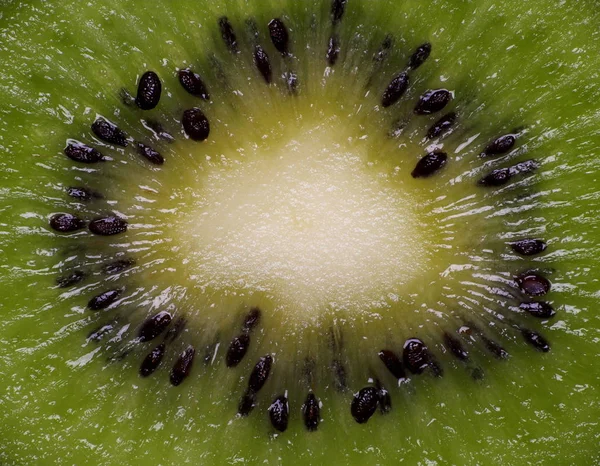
1;0;600;464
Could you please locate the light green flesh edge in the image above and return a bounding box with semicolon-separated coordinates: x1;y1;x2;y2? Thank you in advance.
1;0;599;464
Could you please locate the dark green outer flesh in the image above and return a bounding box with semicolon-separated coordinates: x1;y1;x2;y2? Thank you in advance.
0;0;600;464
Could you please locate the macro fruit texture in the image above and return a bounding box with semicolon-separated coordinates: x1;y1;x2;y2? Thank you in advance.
0;0;599;465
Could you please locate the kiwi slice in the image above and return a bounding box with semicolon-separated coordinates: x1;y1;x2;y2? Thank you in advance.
1;0;599;464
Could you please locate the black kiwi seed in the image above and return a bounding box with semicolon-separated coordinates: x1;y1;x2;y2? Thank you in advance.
268;18;289;55
170;345;195;386
88;216;128;236
414;89;452;115
242;307;261;331
91;118;129;147
182;108;210;142
378;349;406;380
140;343;166;377
517;273;551;297
137;142;164;165
64;141;105;163
178;69;210;100
403;338;433;374
407;42;432;69
238;391;256;416
519;301;556;319
478;167;511;187
443;332;469;361
226;333;251;368
426;112;456;140
49;213;86;233
87;289;121;311
66;186;99;201
331;0;347;25
326;35;340;66
411;150;448;178
511;239;547;256
302;393;320;431
138;311;172;342
102;258;135;275
482;337;509;359
254;45;273;84
482;134;516;156
56;270;86;288
351;387;379;424
135;71;162;110
268;395;289;432
378;387;392;414
381;72;409;108
247;355;273;393
219;16;238;53
521;329;551;352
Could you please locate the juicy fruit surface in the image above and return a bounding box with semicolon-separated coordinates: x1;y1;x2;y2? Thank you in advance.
1;0;600;464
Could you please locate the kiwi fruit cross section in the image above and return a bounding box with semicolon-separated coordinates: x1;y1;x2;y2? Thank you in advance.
47;0;557;433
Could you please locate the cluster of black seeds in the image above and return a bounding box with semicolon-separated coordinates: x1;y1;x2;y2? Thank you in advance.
50;0;557;434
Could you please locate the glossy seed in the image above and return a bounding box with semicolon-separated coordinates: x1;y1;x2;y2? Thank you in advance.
512;159;539;174
332;359;348;392
517;273;551;297
64;142;105;163
140;343;166;377
331;0;347;25
50;213;86;233
381;72;409;108
91;119;128;147
248;355;272;393
302;393;320;431
56;270;86;288
378;349;406;379
483;134;516;156
164;317;187;344
102;258;135;275
178;69;210;100
326;35;340;66
66;186;97;201
482;337;509;359
182;108;210;142
414;89;452;115
378;387;392;414
225;333;251;368
408;42;432;69
238;391;256;416
136;71;161;110
243;307;261;331
219;16;238;53
269;395;289;432
519;301;556;319
89;216;128;236
268;18;289;55
411;151;448;178
87;323;114;342
351;387;379;424
478;167;512;186
138;311;172;342
443;332;469;361
254;45;272;84
374;35;393;63
426;112;456;139
522;329;550;352
170;345;195;386
511;239;547;256
137;142;164;165
88;289;121;311
403;338;432;374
